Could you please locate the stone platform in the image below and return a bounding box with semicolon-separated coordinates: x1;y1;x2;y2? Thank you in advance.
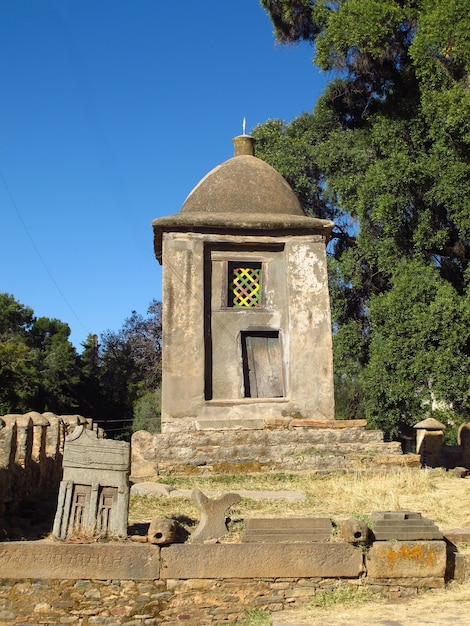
131;420;419;476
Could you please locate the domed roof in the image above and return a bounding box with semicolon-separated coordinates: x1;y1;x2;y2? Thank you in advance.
152;135;335;263
181;152;304;216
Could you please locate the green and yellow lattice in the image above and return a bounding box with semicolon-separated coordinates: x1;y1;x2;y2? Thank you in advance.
231;266;262;307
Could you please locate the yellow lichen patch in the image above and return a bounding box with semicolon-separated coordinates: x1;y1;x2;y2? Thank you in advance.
379;543;439;567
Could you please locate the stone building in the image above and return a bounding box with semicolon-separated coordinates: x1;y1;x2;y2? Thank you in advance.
152;134;335;431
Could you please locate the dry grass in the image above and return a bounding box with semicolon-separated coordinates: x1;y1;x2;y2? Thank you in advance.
280;581;470;625
128;468;470;623
129;467;470;540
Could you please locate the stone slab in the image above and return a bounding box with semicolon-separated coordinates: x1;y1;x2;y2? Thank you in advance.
373;531;444;540
161;543;363;579
371;511;442;540
195;419;265;430
366;576;445;588
131;484;305;502
0;542;160;580
242;518;332;543
245;518;332;530
367;541;446;579
131;482;175;496
291;419;367;429
443;528;470;544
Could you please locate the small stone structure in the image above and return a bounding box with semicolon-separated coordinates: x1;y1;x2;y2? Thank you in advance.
53;426;130;539
414;417;446;467
152;134;335;431
413;418;470;469
371;511;443;541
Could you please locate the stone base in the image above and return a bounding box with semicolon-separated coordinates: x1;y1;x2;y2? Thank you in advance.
132;423;411;476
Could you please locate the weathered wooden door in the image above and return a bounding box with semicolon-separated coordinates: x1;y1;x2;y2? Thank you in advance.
242;332;284;398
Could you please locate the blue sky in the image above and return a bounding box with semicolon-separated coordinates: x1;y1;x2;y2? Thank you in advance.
1;0;328;350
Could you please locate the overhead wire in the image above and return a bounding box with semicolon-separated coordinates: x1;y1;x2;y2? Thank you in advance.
0;169;89;335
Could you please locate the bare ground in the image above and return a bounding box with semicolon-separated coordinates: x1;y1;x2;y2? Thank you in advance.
273;581;470;626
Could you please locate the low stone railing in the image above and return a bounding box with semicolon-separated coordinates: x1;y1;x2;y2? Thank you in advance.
0;537;465;625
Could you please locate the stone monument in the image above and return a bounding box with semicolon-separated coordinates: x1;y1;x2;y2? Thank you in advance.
152;134;335;431
53;426;130;539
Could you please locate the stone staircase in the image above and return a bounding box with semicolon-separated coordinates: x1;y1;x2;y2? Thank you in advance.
131;421;420;476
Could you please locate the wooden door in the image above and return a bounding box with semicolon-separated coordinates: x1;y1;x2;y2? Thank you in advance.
242;332;284;398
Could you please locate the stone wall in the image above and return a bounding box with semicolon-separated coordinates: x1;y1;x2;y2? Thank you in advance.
0;540;465;625
0;412;103;533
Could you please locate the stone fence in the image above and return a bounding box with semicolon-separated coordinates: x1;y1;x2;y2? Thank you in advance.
0;412;103;530
0;537;467;625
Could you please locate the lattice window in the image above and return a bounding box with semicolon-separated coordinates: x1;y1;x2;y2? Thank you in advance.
229;262;262;307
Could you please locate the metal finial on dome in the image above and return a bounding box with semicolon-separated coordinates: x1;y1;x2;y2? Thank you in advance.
242;117;246;135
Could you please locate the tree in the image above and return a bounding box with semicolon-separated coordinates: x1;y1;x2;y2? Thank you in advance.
96;300;162;436
78;334;105;419
30;317;81;412
363;260;470;438
259;0;470;437
132;388;161;434
0;293;81;414
0;293;163;436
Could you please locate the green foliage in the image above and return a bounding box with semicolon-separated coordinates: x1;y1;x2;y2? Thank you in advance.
309;584;374;608
410;0;470;151
260;0;470;438
132;388;161;434
334;373;366;421
362;260;470;437
0;293;80;414
253;114;356;257
84;300;162;438
0;293;163;439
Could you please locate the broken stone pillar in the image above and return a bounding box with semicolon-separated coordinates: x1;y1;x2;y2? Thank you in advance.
43;414;64;485
28;412;50;493
53;426;130;539
0;417;15;524
13;415;32;471
338;518;370;544
414;418;445;467
191;489;241;543
148;517;178;545
458;422;470;468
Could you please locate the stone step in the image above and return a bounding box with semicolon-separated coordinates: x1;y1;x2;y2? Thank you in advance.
131;427;416;475
371;511;443;541
241;517;333;543
157;427;387;445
